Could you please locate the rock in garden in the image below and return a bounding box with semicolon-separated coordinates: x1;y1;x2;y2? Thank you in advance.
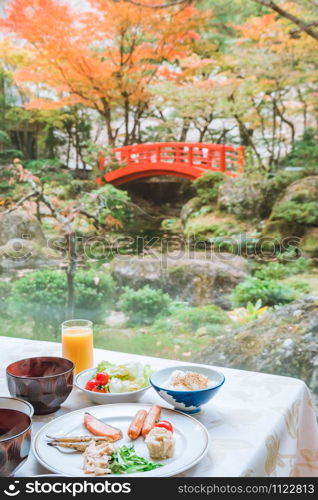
110;251;249;308
0;210;57;269
262;176;318;240
276;175;318;206
180;197;202;226
196;296;318;402
217;175;269;220
0;209;46;246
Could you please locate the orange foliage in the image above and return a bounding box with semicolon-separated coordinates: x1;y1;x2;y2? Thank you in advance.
236;5;316;54
105;214;123;229
1;0;208;127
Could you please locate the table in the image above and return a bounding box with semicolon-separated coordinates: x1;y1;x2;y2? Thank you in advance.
1;336;318;477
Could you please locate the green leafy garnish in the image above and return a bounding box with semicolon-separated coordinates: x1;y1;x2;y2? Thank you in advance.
109;445;162;474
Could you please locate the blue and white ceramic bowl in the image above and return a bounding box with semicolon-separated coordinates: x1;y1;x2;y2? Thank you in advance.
150;365;225;414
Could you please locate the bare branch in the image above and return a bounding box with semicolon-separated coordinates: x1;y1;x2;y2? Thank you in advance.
253;0;318;41
3;191;38;215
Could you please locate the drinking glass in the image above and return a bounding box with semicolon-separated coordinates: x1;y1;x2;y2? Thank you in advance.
61;319;93;374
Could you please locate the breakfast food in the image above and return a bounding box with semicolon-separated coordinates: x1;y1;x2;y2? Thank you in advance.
46;435;162;475
83;440;116;475
145;427;175;460
46;405;177;475
84;361;151;394
141;405;161;438
154;420;174;433
127;409;147;440
165;370;210;391
47;435;112;452
110;445;162;474
84;412;123;441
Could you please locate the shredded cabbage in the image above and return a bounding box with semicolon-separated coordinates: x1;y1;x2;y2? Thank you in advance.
96;361;151;393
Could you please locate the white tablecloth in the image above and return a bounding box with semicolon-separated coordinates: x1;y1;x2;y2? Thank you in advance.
1;337;317;477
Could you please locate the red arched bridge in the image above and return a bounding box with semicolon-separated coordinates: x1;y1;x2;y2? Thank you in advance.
98;142;244;186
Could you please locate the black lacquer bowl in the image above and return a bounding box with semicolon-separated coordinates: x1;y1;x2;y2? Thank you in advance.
6;357;74;415
0;409;32;477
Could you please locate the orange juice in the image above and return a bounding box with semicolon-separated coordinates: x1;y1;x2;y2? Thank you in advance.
62;320;93;374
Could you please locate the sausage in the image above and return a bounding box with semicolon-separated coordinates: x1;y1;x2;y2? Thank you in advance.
141;405;161;438
127;409;147;440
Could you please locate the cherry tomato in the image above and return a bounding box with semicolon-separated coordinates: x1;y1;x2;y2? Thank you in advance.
92;386;108;393
155;420;174;433
95;372;110;385
85;379;97;391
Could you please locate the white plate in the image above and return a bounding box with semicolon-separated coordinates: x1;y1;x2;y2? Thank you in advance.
32;403;209;477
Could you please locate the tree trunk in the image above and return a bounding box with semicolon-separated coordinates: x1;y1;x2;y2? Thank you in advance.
179;118;190;142
102;99;115;147
36;199;42;223
65;232;77;319
234;114;265;169
123;96;130;146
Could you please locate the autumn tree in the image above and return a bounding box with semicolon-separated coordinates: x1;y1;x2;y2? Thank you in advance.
2;0;209;147
0;40;94;167
122;0;318;42
149;62;236;144
226;10;318;167
147;5;318;169
252;0;318;41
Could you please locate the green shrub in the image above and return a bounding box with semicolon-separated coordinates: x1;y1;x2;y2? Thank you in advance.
0;280;12;316
151;304;230;336
0;149;23;162
24;159;63;172
8;269;66;326
173;304;229;327
74;269;115;320
254;258;312;280
271;200;318;225
265;170;310;198
23;159;72;186
80;185;134;227
157;304;228;330
279;128;318;168
9;268;115;325
231;276;296;307
193;171;226;203
62;180;96;199
119;285;172;325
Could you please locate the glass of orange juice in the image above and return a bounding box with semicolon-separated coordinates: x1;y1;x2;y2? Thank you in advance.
61;319;93;374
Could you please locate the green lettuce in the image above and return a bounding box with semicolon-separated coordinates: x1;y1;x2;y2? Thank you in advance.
96;361;151;393
110;445;162;474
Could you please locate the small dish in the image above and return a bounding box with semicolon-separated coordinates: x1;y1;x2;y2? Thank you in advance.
150;365;225;414
0;409;32;477
0;396;34;418
75;367;150;404
6;356;74;415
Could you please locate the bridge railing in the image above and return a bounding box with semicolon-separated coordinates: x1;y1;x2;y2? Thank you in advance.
99;142;244;178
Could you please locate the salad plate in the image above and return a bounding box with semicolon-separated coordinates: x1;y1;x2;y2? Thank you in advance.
75;361;151;404
32;403;209;477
